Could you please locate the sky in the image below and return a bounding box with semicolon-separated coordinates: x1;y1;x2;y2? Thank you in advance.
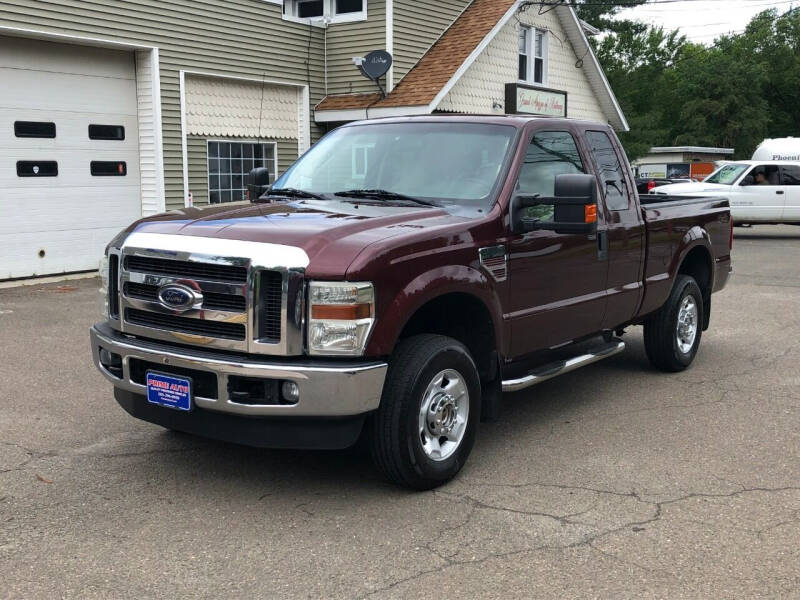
613;0;797;44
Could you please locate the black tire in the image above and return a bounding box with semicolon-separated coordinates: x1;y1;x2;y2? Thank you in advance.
368;334;481;490
643;274;704;372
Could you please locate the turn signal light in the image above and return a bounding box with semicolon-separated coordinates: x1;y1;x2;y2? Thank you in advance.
311;303;372;320
585;204;597;224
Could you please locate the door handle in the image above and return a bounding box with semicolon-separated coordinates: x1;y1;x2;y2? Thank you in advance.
776;190;785;195
598;230;608;261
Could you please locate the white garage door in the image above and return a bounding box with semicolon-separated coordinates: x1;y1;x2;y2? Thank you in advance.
0;36;141;280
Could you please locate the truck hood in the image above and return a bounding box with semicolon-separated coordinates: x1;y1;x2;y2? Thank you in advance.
125;200;465;277
654;182;732;195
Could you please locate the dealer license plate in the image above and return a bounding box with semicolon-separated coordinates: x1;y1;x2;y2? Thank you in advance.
146;372;192;412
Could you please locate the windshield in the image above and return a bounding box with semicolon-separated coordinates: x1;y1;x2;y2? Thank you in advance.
274;122;516;209
704;163;749;185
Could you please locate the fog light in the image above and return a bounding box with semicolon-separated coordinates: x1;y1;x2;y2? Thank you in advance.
281;381;300;404
99;347;123;379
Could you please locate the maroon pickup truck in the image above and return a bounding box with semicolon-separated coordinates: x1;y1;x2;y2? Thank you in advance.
91;116;732;489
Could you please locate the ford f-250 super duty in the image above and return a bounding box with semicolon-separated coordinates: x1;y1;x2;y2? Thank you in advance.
91;116;732;489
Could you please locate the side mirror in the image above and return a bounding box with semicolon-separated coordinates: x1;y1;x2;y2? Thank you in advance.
511;173;598;235
740;175;754;186
246;167;271;202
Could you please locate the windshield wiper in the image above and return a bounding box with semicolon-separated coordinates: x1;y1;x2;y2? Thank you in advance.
266;187;325;200
334;189;439;207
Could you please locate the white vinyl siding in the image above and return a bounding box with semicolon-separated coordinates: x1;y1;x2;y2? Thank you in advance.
438;8;606;122
185;75;300;140
135;48;165;216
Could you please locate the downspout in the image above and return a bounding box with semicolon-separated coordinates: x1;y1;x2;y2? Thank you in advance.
386;0;394;92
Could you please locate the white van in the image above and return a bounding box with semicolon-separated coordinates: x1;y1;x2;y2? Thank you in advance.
655;160;800;224
752;137;800;162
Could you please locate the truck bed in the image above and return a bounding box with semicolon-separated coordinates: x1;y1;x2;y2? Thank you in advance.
637;194;732;318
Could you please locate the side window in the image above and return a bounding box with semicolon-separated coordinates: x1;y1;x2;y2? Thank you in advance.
586;130;628;211
742;164;780;186
517;130;584;221
781;166;800;185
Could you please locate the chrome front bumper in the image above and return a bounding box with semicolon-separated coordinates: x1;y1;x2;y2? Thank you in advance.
90;323;387;418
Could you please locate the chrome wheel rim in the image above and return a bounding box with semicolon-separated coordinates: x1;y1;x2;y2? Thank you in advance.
676;296;699;354
418;369;469;462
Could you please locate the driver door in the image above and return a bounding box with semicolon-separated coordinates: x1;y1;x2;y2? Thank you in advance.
506;125;608;357
734;164;786;221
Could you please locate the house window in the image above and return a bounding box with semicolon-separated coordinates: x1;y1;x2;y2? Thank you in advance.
519;27;547;85
283;0;365;23
207;141;278;204
335;0;363;14
296;0;323;18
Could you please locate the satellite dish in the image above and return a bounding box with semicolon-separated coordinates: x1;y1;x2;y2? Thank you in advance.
359;50;393;81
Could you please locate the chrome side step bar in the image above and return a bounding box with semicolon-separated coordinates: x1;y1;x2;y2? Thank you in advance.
502;339;626;393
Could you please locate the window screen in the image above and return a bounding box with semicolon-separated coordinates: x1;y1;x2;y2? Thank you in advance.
91;161;127;176
208;141;277;204
297;0;323;18
517;131;584;221
335;0;363;14
89;124;125;140
586;130;629;210
15;121;56;138
17;161;58;177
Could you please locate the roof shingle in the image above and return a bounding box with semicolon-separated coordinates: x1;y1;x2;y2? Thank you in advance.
316;0;516;112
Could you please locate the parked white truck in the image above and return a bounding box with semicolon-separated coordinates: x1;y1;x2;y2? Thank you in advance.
656;138;800;225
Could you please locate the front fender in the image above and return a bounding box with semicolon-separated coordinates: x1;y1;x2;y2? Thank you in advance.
365;264;504;357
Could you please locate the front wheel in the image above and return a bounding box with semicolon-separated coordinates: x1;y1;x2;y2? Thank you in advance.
643;274;704;372
368;334;481;490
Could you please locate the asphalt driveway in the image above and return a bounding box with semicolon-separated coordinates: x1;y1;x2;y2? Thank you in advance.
1;226;799;598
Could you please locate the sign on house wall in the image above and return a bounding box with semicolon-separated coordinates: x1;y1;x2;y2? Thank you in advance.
505;83;567;117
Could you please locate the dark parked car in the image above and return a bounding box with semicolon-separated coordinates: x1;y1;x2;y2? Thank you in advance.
92;116;733;489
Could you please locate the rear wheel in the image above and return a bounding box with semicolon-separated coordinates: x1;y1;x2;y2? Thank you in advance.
643;274;704;372
368;334;481;490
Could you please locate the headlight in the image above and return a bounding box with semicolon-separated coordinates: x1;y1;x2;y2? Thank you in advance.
307;282;375;356
99;254;110;318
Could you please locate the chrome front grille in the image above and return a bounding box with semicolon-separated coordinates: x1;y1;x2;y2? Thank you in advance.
125;255;248;283
111;232;310;356
125;307;247;341
123;281;247;313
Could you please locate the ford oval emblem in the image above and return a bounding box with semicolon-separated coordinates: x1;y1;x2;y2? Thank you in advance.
157;283;202;312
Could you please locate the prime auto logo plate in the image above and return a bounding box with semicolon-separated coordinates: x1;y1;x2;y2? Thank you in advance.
157;283;203;312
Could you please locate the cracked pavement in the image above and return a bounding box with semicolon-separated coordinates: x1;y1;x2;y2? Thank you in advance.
1;225;799;598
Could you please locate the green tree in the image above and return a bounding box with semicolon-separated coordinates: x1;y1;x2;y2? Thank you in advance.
583;5;800;160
